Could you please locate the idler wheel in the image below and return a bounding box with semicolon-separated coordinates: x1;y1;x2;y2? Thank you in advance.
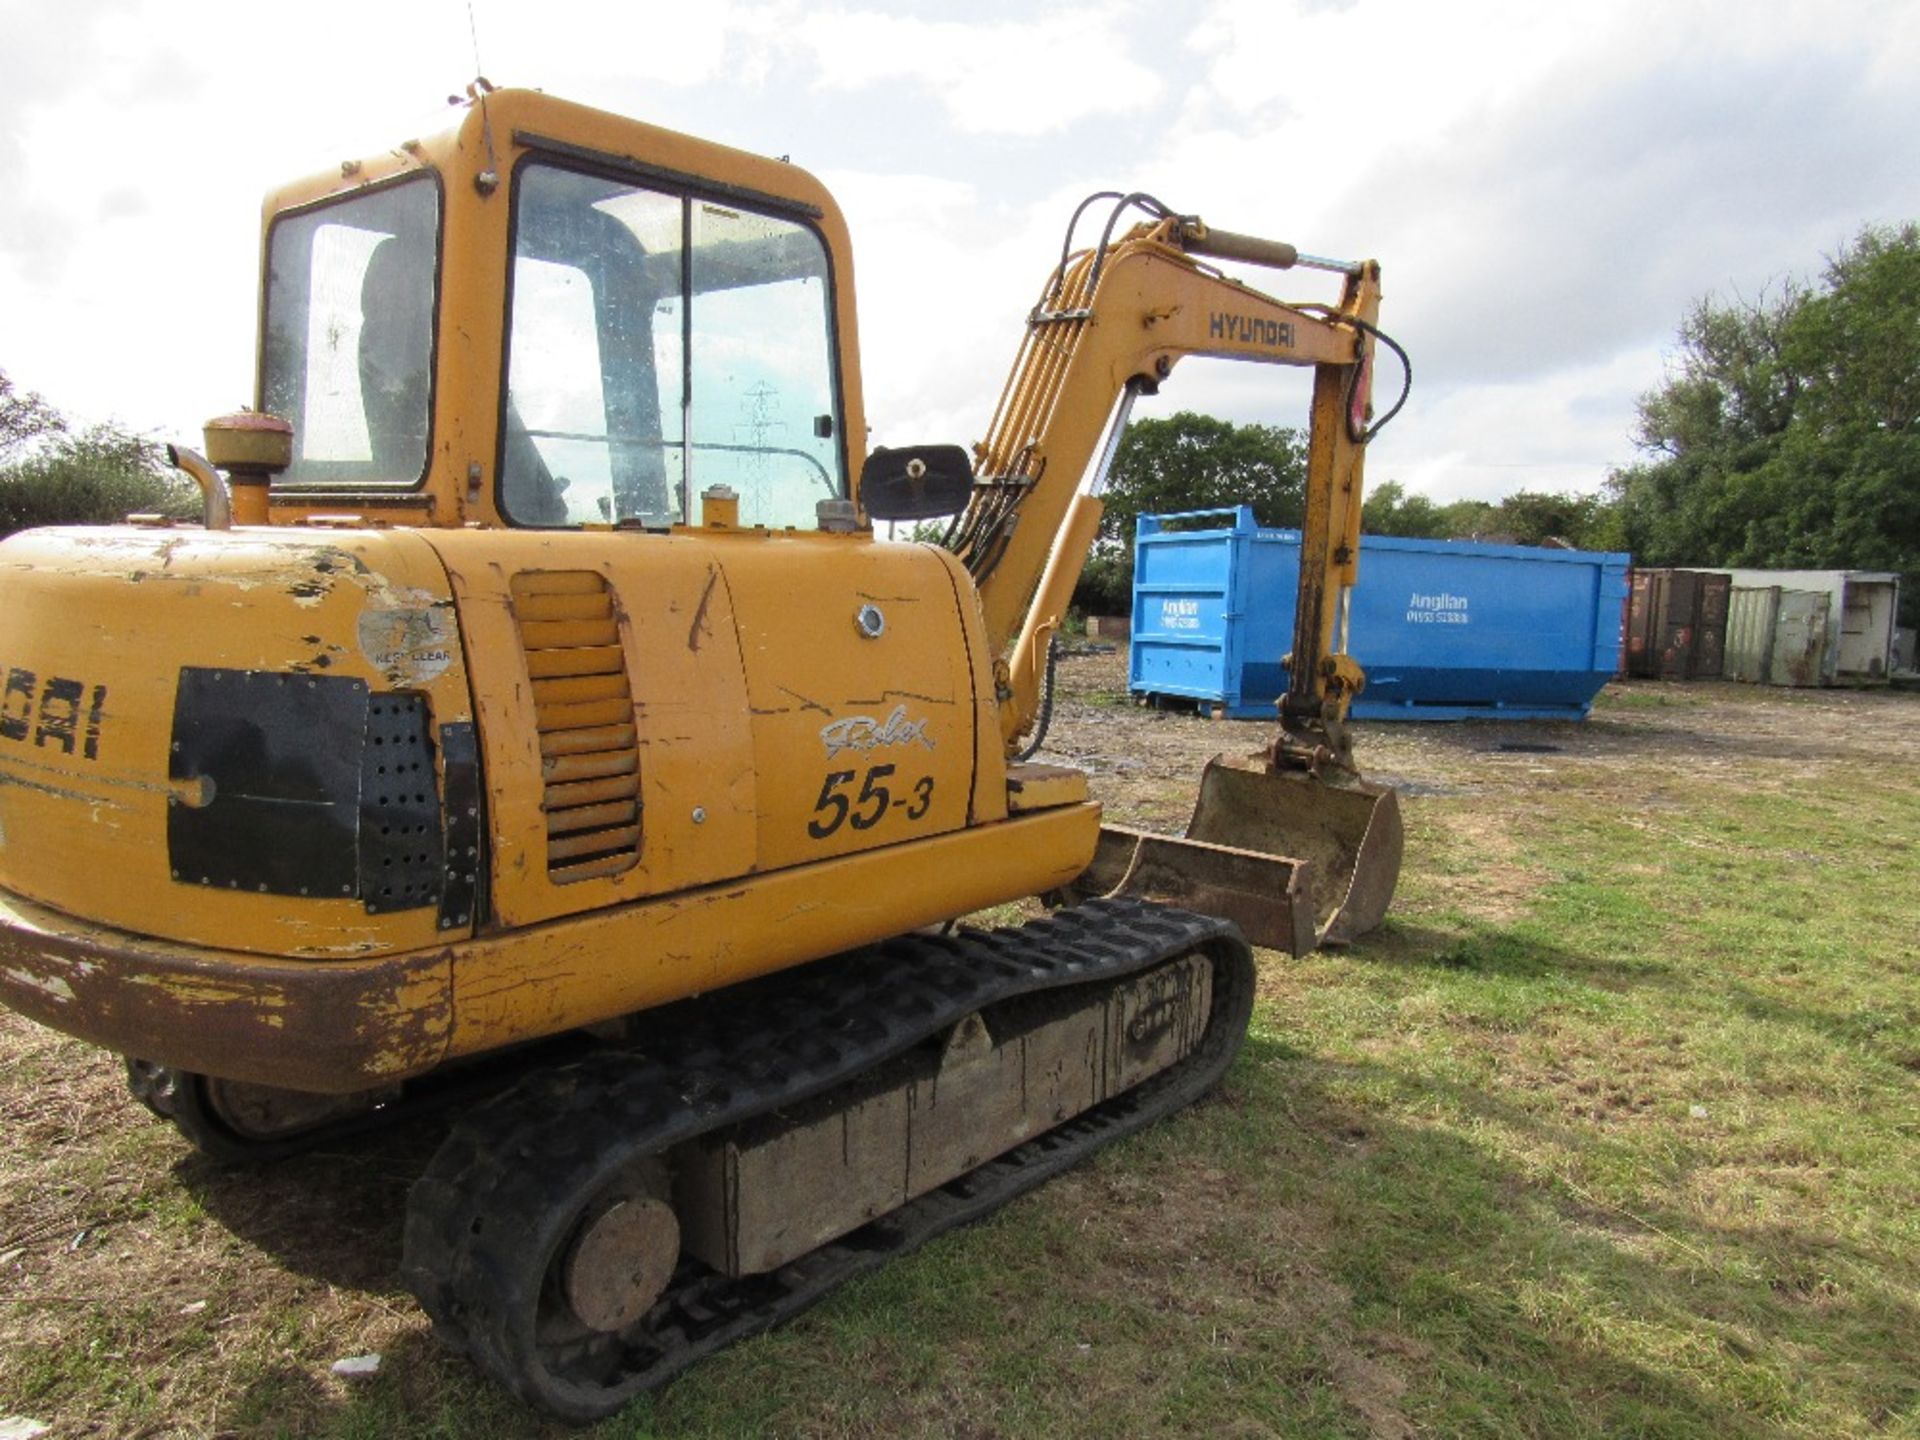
561;1188;681;1332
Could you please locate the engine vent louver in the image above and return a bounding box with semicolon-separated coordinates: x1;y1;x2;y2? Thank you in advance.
510;571;641;883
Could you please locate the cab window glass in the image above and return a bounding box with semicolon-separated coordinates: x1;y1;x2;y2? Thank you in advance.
502;162;841;528
262;176;438;486
689;201;838;528
502;256;614;524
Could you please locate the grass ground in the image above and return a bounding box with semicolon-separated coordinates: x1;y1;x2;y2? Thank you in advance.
2;669;1916;1438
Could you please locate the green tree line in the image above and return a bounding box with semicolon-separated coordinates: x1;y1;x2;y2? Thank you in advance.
1608;223;1917;624
0;370;191;536
1074;224;1917;623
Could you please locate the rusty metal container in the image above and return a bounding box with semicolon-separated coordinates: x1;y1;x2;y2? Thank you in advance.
1694;572;1730;677
1625;570;1658;676
1625;568;1728;679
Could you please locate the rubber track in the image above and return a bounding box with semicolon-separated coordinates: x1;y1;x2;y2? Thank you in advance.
400;897;1255;1422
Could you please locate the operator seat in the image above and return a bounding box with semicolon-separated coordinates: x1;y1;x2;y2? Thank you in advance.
357;235;432;480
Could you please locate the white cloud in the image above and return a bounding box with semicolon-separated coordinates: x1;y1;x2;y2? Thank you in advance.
0;0;1913;511
0;0;494;432
1363;345;1669;502
1110;0;1920;497
784;7;1164;137
825;166;1070;451
467;0;753;93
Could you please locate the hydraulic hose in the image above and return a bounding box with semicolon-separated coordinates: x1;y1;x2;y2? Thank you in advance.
1016;637;1058;762
1346;317;1413;442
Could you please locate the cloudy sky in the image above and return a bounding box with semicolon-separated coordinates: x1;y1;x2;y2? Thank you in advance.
2;0;1915;502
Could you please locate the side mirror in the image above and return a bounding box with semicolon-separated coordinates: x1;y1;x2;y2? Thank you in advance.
859;444;974;521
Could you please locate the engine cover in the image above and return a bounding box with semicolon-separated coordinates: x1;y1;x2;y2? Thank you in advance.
420;525;1005;930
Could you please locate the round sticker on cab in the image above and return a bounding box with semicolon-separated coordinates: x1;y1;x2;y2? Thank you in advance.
358;604;456;687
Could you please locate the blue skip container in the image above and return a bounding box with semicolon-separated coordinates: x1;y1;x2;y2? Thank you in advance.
1128;507;1630;721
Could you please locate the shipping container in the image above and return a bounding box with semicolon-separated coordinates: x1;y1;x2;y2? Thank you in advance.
1708;569;1899;684
1720;568;1896;683
1695;572;1731;677
1624;569;1658;677
1128;507;1631;721
1723;585;1780;683
1724;586;1833;686
1625;568;1728;679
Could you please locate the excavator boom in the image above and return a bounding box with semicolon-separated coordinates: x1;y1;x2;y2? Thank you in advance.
938;199;1406;951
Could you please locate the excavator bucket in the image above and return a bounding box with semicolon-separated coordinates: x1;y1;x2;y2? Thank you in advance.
1072;754;1402;957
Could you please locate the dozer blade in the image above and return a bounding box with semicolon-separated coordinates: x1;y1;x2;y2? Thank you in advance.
1071;755;1403;956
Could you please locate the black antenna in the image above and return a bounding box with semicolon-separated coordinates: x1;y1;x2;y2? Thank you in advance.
445;6;500;196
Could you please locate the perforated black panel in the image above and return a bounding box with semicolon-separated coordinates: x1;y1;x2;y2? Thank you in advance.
358;693;445;915
437;721;484;932
170;672;466;915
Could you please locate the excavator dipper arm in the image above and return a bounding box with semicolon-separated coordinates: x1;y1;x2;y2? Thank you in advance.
952;209;1382;738
941;200;1407;952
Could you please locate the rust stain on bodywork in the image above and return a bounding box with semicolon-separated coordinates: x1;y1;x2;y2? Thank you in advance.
0;889;453;1093
687;566;720;652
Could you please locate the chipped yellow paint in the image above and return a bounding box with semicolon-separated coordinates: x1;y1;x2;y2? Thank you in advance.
0;884;458;1090
444;800;1097;1061
0;793;1094;1091
0;526;472;958
124;972;271;1006
423;522;1008;936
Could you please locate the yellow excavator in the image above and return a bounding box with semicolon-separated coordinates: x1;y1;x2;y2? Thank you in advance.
0;89;1405;1418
